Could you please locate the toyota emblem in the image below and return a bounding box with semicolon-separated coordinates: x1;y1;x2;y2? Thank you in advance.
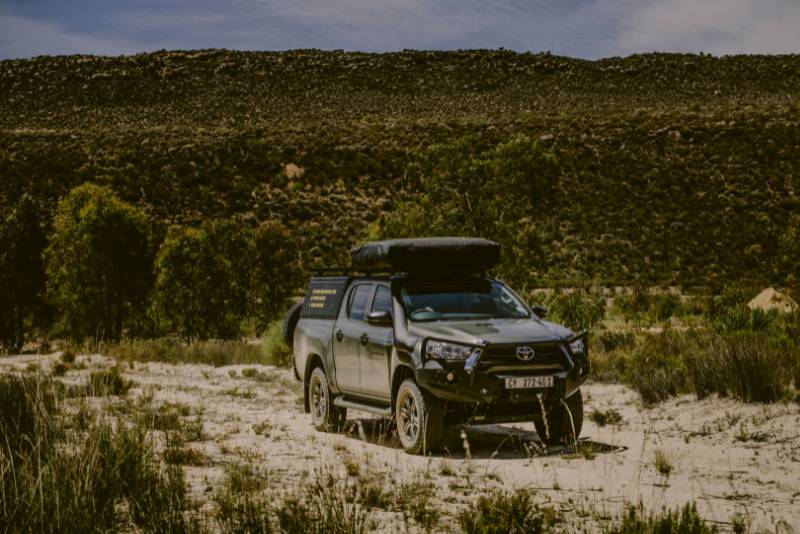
516;346;535;361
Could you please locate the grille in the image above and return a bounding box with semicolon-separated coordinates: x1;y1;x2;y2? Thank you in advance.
480;342;568;369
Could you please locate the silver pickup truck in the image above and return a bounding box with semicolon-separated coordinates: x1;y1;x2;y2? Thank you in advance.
284;238;589;455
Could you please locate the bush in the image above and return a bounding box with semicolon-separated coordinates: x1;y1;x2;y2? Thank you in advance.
251;221;303;332
544;289;606;331
261;320;293;367
152;223;249;340
276;468;371;534
614;289;684;326
683;332;797;402
459;489;559;534
0;374;194;533
378;135;559;287
0;195;46;353
626;331;694;405
45;184;151;342
606;503;714;534
87;367;136;396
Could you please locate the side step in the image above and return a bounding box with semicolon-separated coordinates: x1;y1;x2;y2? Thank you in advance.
333;396;392;417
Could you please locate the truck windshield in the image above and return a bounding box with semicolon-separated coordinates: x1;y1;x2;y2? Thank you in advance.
400;280;530;322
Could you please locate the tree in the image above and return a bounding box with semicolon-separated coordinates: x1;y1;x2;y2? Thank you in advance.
152;222;250;341
0;195;46;353
380;135;559;287
251;221;303;332
45;184;151;342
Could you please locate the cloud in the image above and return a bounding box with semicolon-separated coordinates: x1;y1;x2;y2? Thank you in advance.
0;12;135;58
1;0;799;60
615;0;800;55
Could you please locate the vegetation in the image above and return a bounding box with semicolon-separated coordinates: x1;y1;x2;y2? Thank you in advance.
459;489;559;534
108;337;283;366
0;373;196;533
0;195;46;353
152;223;249;340
606;503;715;534
44;184;151;342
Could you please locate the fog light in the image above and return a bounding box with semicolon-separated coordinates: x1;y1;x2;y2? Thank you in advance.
446;372;454;382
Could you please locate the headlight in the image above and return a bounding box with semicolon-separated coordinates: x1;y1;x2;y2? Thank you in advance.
569;339;585;355
426;340;479;360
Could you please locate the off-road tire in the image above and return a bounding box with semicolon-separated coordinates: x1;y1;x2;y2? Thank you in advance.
282;302;303;346
533;389;584;447
395;379;445;455
308;367;346;432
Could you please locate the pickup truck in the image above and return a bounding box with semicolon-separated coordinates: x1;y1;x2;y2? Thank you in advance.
284;238;589;455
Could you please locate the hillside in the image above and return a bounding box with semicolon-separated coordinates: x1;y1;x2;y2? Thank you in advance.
2;50;799;286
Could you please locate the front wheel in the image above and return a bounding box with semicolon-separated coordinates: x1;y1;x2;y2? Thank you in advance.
395;379;445;455
533;389;584;447
308;367;346;432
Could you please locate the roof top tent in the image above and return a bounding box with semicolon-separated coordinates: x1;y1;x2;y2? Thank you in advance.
349;237;501;275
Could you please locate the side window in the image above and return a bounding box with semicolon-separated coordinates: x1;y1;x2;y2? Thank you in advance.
348;284;372;321
371;286;392;315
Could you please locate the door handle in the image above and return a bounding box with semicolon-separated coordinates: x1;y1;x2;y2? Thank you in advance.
360;333;369;346
335;329;343;341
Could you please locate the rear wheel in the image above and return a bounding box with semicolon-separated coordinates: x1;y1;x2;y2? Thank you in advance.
533;389;584;447
308;367;346;432
395;379;445;455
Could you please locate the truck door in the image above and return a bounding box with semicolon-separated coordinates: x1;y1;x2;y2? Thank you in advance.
332;282;373;394
359;284;393;400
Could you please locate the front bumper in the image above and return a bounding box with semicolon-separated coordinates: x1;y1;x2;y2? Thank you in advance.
415;333;589;405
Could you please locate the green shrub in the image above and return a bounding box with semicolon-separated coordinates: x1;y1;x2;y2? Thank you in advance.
0;194;46;354
251;221;304;332
378;135;559;287
262;320;293;367
45;184;151;342
626;332;693;405
214;463;272;533
606;503;714;534
276;468;371;534
588;408;624;427
152;223;250;340
0;374;194;533
87;367;135;396
595;331;636;353
544;289;606;331
459;489;559;534
683;332;797;402
614;289;684;326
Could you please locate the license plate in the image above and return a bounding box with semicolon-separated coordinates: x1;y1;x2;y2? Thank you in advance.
504;376;554;389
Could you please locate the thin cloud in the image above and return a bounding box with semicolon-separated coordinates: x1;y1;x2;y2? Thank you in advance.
616;0;800;55
1;0;799;60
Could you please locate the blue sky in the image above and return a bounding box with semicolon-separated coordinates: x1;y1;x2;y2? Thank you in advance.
1;0;799;60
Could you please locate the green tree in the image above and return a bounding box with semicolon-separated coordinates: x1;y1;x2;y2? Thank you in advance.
0;195;46;353
380;135;559;287
152;222;250;340
45;184;151;342
251;221;303;331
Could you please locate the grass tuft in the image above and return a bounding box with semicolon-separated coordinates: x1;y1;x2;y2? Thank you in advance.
459;489;559;534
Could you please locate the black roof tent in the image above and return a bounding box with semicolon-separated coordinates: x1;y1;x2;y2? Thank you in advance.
350;237;501;274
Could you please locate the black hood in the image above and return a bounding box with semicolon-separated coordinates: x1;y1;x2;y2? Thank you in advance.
407;317;573;346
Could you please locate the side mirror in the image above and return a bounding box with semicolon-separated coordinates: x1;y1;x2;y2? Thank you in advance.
532;304;548;318
366;310;393;326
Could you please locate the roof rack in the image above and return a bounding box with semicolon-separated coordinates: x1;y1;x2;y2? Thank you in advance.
310;267;395;277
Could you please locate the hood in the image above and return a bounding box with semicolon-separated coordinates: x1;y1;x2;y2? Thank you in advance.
407;317;574;346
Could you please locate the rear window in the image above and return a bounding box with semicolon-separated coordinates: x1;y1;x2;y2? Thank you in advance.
301;277;349;319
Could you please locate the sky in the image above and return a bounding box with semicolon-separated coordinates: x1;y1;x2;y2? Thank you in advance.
1;0;799;60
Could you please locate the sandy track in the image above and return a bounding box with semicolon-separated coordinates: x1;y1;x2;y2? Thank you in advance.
3;353;799;532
